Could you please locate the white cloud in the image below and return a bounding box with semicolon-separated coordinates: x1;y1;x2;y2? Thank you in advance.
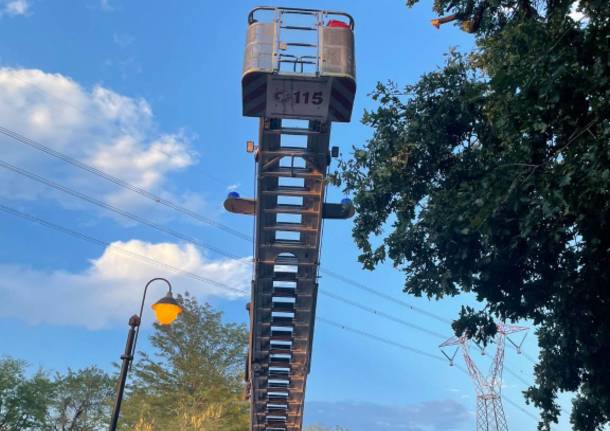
1;0;29;16
0;67;198;217
0;240;250;329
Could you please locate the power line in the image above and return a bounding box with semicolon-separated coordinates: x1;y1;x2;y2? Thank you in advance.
0;126;458;326
2;68;548;366
317;316;447;363
503;366;531;388
318;316;540;424
4;74;234;188
0;195;525;379
0;126;251;241
4;68;546;425
0;155;537;372
0;157;454;335
1;127;540;372
319;290;447;339
0;161;529;367
503;396;539;423
0;163;453;348
0;158;242;260
0;153;539;379
0;202;248;297
522;351;537;364
320;289;533;390
319;267;452;325
0;168;528;374
1;200;540;423
0;199;447;368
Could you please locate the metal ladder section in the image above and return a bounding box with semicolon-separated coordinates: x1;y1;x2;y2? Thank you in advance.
249;118;331;431
274;8;320;74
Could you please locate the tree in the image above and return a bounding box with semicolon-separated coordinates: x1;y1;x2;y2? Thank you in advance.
46;367;114;431
0;357;53;430
335;0;609;429
120;293;249;431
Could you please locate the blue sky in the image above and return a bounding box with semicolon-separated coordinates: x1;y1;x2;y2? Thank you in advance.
0;1;572;430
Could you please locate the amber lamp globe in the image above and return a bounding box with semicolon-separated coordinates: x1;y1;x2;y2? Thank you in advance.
151;293;182;325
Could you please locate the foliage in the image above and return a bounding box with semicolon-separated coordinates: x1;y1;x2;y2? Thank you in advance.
0;357;54;431
119;293;249;431
0;357;114;431
45;366;114;431
336;0;609;429
0;296;248;431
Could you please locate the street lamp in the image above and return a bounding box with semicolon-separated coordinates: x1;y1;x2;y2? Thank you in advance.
109;277;182;431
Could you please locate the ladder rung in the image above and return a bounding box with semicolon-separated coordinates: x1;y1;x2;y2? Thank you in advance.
264;425;286;430
270;323;294;332
262;148;316;157
262;242;316;250
258;260;317;267
280;25;317;31
267;409;288;418
273;256;299;265
264;127;320;136
264;206;317;215
269;351;293;359
278;59;317;66
285;42;317;47
264;223;316;232
254;397;305;407
267;404;288;411
262;243;318;250
263;188;319;196
262;168;322;178
265;423;287;430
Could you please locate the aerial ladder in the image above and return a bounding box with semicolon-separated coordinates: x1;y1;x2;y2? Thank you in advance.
224;7;357;431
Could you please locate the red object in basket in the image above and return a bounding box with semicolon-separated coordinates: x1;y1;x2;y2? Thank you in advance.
327;19;350;29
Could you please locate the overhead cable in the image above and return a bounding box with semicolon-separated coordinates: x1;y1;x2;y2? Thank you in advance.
1;126;537;363
0;125;457;326
1;201;540;423
0;202;247;296
0;125;251;241
318;316;540;424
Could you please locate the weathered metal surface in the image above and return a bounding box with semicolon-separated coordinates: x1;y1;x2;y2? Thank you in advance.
248;118;330;430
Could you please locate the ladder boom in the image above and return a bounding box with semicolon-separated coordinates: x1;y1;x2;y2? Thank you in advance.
230;8;357;430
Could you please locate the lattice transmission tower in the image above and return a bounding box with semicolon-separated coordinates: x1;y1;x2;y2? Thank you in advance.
440;323;528;431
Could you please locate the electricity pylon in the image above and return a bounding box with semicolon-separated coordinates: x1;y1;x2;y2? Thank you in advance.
440;323;528;431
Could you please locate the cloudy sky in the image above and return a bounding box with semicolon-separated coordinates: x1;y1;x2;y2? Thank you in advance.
0;1;571;429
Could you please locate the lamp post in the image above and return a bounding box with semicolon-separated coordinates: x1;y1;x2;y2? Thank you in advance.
108;277;182;431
